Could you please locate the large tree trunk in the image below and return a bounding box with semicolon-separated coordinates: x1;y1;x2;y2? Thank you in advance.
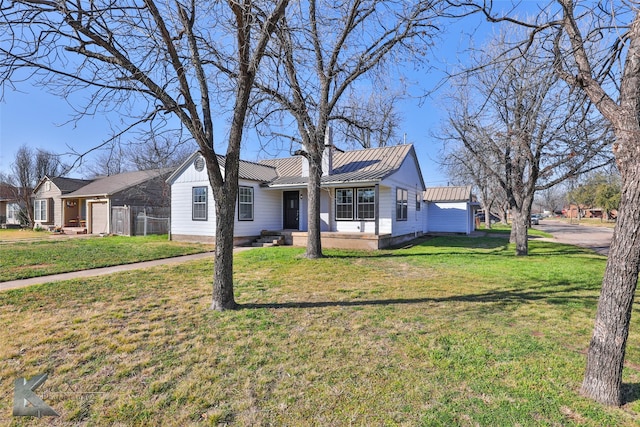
510;208;529;256
210;190;238;311
305;150;323;259
581;158;640;405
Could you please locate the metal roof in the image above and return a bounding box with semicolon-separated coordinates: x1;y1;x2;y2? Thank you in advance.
63;168;172;198
236;157;278;182
262;144;416;188
167;151;278;184
170;144;423;189
423;186;472;202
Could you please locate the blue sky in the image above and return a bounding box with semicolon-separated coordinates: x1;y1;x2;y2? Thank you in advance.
0;12;493;186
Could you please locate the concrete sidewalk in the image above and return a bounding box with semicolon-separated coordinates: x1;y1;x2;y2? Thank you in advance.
0;247;253;292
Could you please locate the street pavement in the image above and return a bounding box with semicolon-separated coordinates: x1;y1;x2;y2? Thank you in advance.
533;219;613;256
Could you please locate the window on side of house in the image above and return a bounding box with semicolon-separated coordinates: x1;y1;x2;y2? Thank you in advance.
416;192;421;211
396;188;408;221
34;199;47;222
238;186;254;221
192;187;208;221
356;187;375;220
335;188;353;220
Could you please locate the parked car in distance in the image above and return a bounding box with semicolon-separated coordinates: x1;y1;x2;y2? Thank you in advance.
530;214;540;225
476;212;500;224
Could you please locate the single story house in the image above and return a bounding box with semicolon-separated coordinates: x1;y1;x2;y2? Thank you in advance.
0;183;27;226
423;185;478;235
32;176;94;230
168;143;429;249
33;169;171;234
62;168;172;234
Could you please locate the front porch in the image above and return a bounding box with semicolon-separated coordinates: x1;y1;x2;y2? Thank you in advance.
261;230;421;250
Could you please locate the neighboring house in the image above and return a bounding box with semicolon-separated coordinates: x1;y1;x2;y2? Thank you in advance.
0;183;28;226
168;143;428;249
32;169;171;234
423;185;478;235
32;176;93;230
62;168;172;234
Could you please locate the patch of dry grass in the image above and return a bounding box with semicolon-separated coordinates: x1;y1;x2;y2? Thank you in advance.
0;238;638;425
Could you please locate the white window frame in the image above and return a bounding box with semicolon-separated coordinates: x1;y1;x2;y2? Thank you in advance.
335;188;354;220
34;199;47;222
396;188;408;221
192;187;208;221
356;187;376;220
238;186;254;221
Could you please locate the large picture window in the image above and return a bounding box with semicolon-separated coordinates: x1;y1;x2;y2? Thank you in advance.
336;187;375;220
356;188;375;220
396;188;408;221
238;186;254;221
192;187;208;221
34;199;47;222
336;189;353;220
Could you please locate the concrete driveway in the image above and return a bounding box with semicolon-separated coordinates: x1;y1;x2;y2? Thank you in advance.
533;219;614;256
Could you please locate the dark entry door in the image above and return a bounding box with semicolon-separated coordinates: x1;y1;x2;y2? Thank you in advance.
283;191;299;230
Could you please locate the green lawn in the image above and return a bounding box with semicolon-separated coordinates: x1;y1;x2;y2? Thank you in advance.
1;236;638;425
0;234;214;281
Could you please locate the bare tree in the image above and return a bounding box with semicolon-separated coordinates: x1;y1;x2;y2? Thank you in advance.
441;29;611;255
440;144;507;229
85;141;131;177
332;90;404;150
3;146;65;226
35;149;65;179
86;132;192;177
456;0;640;406
254;0;442;258
126;132;193;171
0;0;288;311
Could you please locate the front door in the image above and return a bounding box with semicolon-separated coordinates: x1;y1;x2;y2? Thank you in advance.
283;191;299;230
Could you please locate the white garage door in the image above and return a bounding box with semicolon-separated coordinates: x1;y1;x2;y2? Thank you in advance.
91;202;109;234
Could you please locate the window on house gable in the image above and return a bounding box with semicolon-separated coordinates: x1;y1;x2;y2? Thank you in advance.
335;189;354;220
356;188;375;220
192;187;208;221
34;199;47;222
396;188;408;221
238;186;254;221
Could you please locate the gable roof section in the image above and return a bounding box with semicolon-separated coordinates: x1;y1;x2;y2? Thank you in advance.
167;151;278;184
262;144;418;187
423;185;472;202
33;176;93;195
64;168;172;198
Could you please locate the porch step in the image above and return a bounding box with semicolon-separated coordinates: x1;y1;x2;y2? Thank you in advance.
251;234;285;247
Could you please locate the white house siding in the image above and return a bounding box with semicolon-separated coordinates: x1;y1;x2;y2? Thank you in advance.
377;186;393;235
170;164;216;239
235;184;281;236
426;202;469;233
320;189;331;231
170;160;282;241
382;157;425;238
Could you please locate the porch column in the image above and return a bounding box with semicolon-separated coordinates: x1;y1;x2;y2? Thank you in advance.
374;184;379;236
